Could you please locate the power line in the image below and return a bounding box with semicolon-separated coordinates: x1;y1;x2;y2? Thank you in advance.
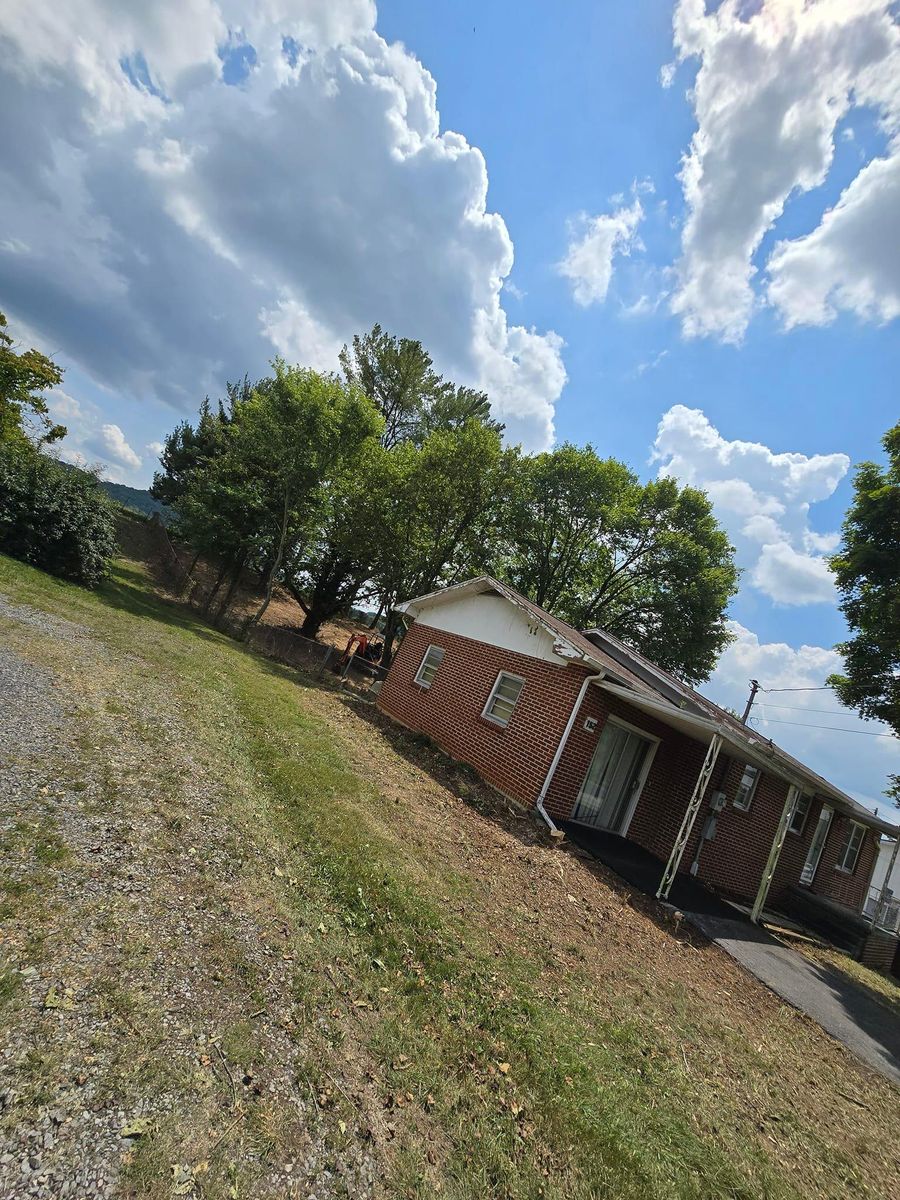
758;701;863;715
750;715;896;737
761;685;836;693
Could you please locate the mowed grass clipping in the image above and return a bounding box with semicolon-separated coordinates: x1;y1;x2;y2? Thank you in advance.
1;539;897;1200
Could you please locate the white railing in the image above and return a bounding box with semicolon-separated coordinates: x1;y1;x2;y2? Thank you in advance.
863;885;900;935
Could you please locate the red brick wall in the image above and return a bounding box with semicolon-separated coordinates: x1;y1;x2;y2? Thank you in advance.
545;694;815;905
376;620;592;807
810;813;878;912
685;759;792;902
861;929;898;971
543;686;709;864
377;619;879;912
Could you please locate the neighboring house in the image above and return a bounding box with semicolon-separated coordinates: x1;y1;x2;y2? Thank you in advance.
864;837;900;933
376;576;899;941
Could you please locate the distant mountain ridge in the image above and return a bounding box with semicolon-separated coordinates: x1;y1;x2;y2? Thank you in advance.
57;460;173;523
99;478;173;523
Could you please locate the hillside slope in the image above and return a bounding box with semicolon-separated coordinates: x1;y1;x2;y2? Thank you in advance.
0;535;897;1200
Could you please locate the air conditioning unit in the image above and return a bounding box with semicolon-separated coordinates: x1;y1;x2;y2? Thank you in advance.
709;790;727;812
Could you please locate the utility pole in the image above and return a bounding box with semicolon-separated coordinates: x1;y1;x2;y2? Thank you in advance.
741;679;760;724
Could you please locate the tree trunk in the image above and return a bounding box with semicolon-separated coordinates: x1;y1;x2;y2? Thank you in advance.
179;549;202;598
380;605;401;668
201;560;230;616
287;559;361;642
299;609;327;641
244;493;290;637
216;551;248;621
368;599;385;630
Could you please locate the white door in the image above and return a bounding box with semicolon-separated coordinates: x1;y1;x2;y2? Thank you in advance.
800;804;833;886
573;722;655;833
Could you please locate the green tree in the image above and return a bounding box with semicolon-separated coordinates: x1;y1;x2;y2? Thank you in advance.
339;324;443;448
284;440;392;640
0;441;116;586
373;420;506;663
151;378;253;506
495;444;738;683
0;310;65;446
311;326;505;644
339;324;503;448
827;423;900;762
179;362;384;632
419;383;504;441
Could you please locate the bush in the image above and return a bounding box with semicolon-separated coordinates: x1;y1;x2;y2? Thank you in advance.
0;442;117;586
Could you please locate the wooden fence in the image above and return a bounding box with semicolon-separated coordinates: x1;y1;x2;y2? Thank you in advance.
146;514;383;690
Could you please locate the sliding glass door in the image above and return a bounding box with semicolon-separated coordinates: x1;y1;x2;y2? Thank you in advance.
573;721;655;833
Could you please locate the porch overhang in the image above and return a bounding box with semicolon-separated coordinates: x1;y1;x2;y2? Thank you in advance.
599;681;899;839
597;681;720;744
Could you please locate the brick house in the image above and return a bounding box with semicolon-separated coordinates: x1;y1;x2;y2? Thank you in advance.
376;576;898;929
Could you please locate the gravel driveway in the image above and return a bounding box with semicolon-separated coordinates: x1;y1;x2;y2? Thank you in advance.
0;597;376;1199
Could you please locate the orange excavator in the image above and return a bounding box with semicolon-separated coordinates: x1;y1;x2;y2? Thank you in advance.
337;632;383;672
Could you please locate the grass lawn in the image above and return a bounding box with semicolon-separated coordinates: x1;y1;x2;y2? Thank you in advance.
1;528;898;1200
777;935;900;1019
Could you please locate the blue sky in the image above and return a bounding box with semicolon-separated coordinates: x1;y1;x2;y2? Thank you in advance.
0;0;898;807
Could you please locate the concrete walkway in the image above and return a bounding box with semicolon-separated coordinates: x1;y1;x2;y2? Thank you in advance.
688;911;900;1087
563;822;900;1087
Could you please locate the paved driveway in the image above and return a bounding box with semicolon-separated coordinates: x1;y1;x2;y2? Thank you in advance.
688;911;900;1086
563;822;900;1087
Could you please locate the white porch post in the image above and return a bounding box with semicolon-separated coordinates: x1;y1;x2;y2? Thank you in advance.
872;836;899;929
657;734;722;901
750;784;800;924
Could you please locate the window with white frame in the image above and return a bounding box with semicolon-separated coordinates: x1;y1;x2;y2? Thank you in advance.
835;821;865;874
733;763;760;811
414;644;444;688
788;792;812;835
483;671;524;727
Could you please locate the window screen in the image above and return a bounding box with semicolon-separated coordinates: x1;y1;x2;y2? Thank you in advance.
483;672;524;726
414;645;444;688
733;763;760;811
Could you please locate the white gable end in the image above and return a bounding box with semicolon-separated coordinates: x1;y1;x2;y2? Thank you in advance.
413;592;565;666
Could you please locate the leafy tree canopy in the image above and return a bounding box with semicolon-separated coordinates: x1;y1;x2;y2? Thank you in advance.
339;324;503;448
827;422;900;753
151;377;253;506
0;440;116;586
494;444;739;684
0;310;65;446
177;362;384;630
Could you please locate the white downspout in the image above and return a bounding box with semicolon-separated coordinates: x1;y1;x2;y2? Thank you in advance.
535;673;605;838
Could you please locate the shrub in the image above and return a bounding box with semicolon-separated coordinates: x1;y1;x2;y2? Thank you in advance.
0;442;117;586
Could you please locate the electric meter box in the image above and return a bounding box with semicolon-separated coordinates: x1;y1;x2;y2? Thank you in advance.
709;790;727;812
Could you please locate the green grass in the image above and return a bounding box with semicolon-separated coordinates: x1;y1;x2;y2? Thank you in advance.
1;539;897;1200
780;936;900;1018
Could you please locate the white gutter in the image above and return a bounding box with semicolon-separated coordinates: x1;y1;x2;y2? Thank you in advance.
535;673;605;837
598;682;899;835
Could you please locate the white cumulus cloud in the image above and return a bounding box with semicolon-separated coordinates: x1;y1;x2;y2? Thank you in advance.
652;405;848;606
751;542;835;605
669;0;900;342
46;389;143;483
707;621;900;810
0;1;565;450
558;197;644;307
93;423;142;469
767;150;900;328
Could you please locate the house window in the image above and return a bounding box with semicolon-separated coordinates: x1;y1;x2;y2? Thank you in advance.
483;671;525;727
733;763;760;811
414;645;444;688
789;793;812;835
835;821;865;874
